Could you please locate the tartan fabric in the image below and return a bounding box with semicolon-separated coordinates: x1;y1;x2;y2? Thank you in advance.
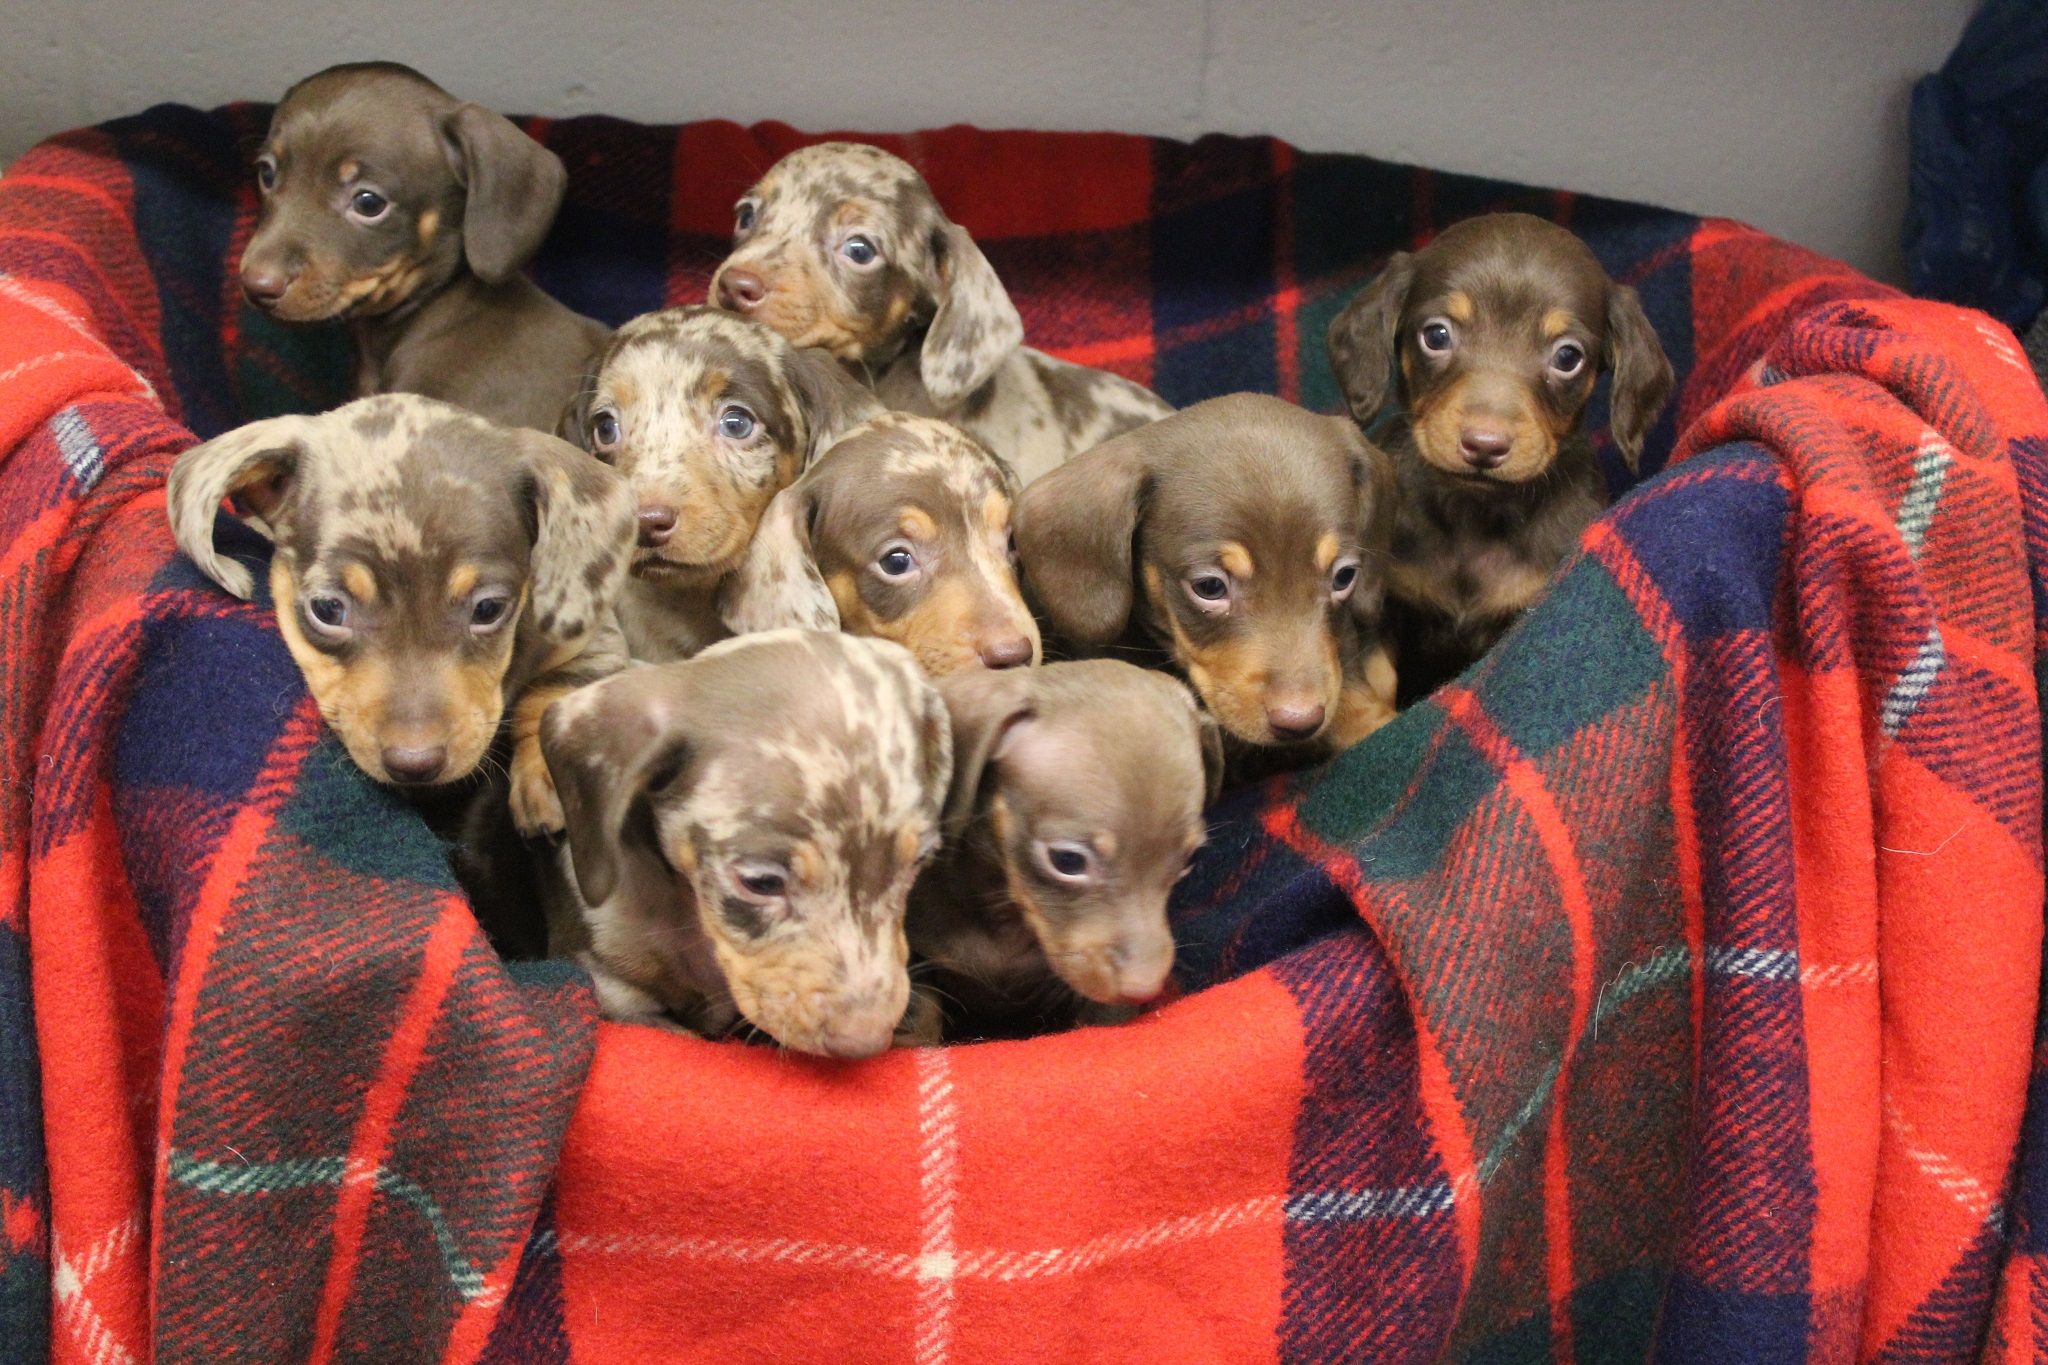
0;104;2043;1363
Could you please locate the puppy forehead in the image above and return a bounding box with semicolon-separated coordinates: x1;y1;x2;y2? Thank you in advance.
299;396;526;556
752;144;938;224
1005;670;1206;836
271;78;449;173
608;308;784;374
1415;220;1610;327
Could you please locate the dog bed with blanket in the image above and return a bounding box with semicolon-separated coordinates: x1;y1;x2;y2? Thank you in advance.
1;106;2045;1364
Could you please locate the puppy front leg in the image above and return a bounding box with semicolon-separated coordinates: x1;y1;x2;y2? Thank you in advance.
1329;644;1399;749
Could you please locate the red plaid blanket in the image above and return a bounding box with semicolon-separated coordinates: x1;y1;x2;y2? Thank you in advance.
1;107;2045;1363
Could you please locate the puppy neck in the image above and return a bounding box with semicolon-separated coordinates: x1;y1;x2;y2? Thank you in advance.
348;270;541;383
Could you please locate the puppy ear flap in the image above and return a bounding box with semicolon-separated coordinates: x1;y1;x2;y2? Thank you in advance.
1013;428;1149;646
1196;709;1226;806
933;667;1037;837
1326;252;1415;427
1338;417;1398;629
784;346;883;466
166;414;317;600
1602;283;1674;473
921;220;1024;405
541;671;699;908
717;481;837;634
514;432;636;646
440;103;568;284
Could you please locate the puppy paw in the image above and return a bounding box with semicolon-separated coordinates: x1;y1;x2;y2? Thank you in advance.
509;738;566;837
1330;649;1399;748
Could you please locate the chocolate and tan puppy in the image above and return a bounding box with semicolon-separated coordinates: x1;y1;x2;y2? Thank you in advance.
241;62;608;432
1327;212;1673;701
902;661;1219;1041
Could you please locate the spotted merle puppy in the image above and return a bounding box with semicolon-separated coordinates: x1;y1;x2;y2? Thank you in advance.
240;62;608;433
709;142;1171;485
541;630;952;1057
558;307;882;661
168;394;636;835
1327;213;1673;702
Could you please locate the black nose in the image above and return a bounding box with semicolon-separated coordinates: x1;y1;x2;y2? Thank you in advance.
638;504;677;548
716;268;767;312
1459;426;1513;469
241;264;293;306
380;744;447;784
978;636;1035;669
1265;700;1327;742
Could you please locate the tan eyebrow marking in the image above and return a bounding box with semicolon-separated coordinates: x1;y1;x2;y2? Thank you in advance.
447;563;479;601
981;489;1009;533
1218;541;1255;579
415;208;439;246
1542;309;1574;340
337;159;360;184
342;563;377;603
1314;532;1340;572
900;507;938;540
1444;291;1474;324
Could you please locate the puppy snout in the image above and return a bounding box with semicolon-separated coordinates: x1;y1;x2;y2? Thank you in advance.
637;504;678;548
1111;939;1174;1005
380;744;448;785
240;262;295;306
716;268;768;313
1264;697;1327;742
978;634;1035;670
1458;424;1513;470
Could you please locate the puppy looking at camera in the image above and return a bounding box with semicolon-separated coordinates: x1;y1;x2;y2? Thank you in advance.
719;412;1041;675
541;631;951;1058
240;62;609;432
168;394;636;833
708;142;1171;485
1327;212;1673;702
558;307;882;661
1015;392;1398;756
901;661;1219;1043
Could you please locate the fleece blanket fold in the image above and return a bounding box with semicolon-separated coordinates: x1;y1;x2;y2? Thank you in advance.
1;107;2044;1363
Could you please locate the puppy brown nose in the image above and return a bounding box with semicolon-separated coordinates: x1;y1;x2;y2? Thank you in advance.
1265;700;1327;742
241;263;293;306
381;745;447;784
978;636;1035;669
1459;426;1513;469
717;268;767;312
637;505;677;547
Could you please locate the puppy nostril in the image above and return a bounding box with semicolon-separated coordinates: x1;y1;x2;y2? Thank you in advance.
241;266;292;304
1459;427;1513;469
380;744;448;785
637;505;677;547
978;636;1034;669
1265;701;1327;742
716;269;767;312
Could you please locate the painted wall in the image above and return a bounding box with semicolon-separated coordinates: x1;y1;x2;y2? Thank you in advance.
0;0;1977;281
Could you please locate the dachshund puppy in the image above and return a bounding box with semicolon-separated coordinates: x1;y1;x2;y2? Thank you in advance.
719;412;1041;676
558;307;882;661
168;394;635;835
240;62;609;433
1326;212;1674;702
1015;392;1398;755
708;142;1171;485
901;661;1220;1042
541;630;952;1057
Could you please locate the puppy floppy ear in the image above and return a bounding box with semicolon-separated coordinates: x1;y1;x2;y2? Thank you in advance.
541;670;701;908
440;103;568;284
784;346;884;466
717;481;837;634
1013;429;1149;646
167;414;319;600
1326;252;1415;427
1338;417;1398;629
933;667;1037;837
513;432;636;646
1602;283;1674;472
1196;709;1226;806
921;220;1024;405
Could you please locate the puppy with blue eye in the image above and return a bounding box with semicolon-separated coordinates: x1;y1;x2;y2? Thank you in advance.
167;394;636;834
898;660;1220;1042
240;62;609;433
557;307;883;661
1326;213;1674;701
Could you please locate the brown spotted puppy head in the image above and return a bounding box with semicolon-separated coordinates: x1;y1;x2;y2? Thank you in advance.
1327;212;1673;483
543;631;952;1058
559;307;881;586
168;394;634;787
1016;393;1394;748
937;662;1220;1005
240;62;566;322
719;413;1041;675
708;142;1025;406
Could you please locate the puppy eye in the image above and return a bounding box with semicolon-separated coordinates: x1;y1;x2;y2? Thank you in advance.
1034;840;1096;884
255;156;278;192
1185;572;1231;610
840;234;880;268
735;865;789;900
876;542;918;579
348;188;391;223
1331;558;1361;600
718;404;757;441
735;200;757;233
1419;318;1456;355
1549;341;1587;377
305;594;350;636
469;595;512;631
590;409;622;453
